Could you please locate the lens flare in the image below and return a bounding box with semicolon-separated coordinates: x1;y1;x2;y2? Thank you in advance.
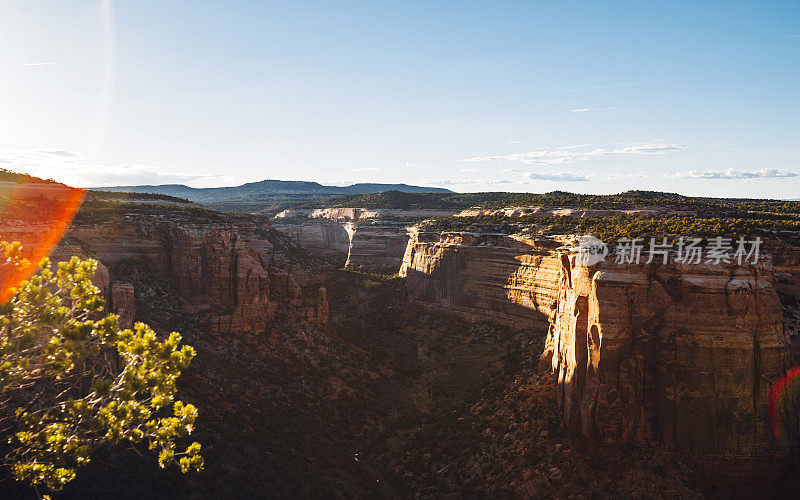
768;366;800;445
0;181;85;302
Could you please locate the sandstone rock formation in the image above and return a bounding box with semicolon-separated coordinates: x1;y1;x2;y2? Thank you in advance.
270;220;351;261
400;228;799;483
273;207;462;274
39;211;329;338
197;231;273;334
455;206;697;218
399;228;561;329
275;207;458;221
344;223;410;273
550;250;789;482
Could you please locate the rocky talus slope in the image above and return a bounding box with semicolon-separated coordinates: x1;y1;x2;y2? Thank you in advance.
400;229;800;487
326;273;706;498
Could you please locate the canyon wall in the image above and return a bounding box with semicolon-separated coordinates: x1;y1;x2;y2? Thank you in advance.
275;207;458;220
399;229;562;329
274;208;456;273
401;229;799;482
551;252;790;482
271;220;352;262
344;223;410;273
5;211;329;336
456;206;697;218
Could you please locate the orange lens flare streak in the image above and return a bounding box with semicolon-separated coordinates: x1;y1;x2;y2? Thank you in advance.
0;182;86;303
768;366;800;443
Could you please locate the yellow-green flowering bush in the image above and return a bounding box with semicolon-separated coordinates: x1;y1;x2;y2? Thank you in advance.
0;242;202;491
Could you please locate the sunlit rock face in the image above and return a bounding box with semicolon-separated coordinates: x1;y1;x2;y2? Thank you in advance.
455;206;697;218
274;208;468;274
400;228;799;483
399;228;562;329
275;207;458;221
551;252;791;480
275;219;413;273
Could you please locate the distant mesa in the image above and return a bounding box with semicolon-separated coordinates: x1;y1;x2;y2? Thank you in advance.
93;179;452;202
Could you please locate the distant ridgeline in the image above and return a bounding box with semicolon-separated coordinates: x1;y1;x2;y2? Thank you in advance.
93;180;453;216
6;166;800;244
308;189;800;245
87;190;194;204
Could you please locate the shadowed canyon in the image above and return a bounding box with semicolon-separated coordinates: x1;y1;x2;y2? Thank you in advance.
3;186;800;498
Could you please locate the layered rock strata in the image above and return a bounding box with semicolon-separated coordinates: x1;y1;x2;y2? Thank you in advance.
550;250;790;482
270;220;351;261
456;206;697;218
3;209;329;336
274;207;458;220
344;222;411;273
399;229;561;329
400;229;799;482
274;208;461;273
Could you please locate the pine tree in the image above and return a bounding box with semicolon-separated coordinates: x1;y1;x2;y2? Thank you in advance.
0;241;202;491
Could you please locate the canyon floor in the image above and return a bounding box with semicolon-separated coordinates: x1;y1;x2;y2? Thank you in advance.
6;267;726;499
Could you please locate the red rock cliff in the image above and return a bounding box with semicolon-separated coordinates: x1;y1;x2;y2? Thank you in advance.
551;250;790;482
399;229;561;329
400;229;799;483
42;212;328;336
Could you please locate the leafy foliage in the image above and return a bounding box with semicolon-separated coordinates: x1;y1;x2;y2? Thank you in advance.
0;242;202;491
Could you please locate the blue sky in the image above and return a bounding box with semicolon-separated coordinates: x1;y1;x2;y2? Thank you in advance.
1;1;799;197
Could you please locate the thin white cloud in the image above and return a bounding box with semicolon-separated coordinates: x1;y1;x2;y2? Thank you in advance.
0;148;240;187
605;172;648;180
24;62;60;66
350;167;379;173
571;107;616;112
465;142;685;166
666;168;798;180
525;172;589;182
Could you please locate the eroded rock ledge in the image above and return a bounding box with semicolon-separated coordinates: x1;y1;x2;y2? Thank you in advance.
400;228;799;483
399;228;561;329
550;250;790;483
4;213;330;336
